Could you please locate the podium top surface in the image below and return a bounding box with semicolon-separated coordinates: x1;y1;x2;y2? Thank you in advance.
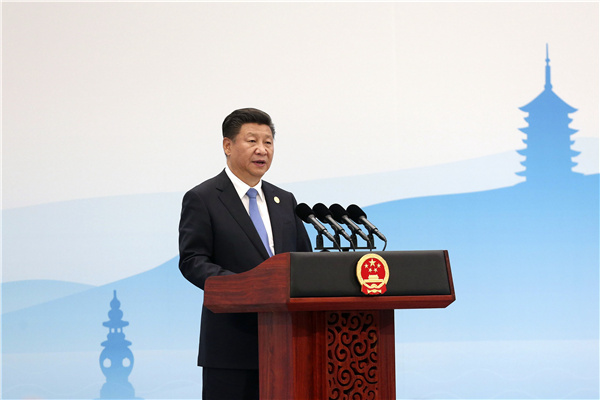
204;251;455;313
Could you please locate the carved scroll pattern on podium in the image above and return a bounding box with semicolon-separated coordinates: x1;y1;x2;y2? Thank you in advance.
326;311;379;400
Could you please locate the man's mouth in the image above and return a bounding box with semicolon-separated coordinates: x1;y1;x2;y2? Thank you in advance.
253;160;267;166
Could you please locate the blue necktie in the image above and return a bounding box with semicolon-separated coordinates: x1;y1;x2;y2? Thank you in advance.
246;188;273;257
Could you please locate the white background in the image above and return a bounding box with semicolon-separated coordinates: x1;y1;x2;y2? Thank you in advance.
3;2;598;209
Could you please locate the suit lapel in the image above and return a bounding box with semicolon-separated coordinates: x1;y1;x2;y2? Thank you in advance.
216;170;270;259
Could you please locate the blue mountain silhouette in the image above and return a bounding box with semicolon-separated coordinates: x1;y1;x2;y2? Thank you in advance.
2;257;203;353
2;279;94;313
370;176;599;342
3;175;598;356
2;175;598;400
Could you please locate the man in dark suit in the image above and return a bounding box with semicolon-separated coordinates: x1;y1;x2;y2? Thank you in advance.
178;108;312;400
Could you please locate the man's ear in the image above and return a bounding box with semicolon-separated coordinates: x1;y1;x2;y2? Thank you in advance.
223;137;231;157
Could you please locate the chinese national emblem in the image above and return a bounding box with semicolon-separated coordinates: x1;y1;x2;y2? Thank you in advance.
356;253;390;295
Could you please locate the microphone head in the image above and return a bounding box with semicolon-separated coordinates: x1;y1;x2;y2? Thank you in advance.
347;204;367;223
329;203;348;223
295;203;314;222
312;203;332;223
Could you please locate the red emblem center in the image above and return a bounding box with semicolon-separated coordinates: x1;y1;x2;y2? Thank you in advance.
356;254;390;295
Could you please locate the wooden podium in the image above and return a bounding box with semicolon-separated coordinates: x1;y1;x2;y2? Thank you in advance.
205;251;455;400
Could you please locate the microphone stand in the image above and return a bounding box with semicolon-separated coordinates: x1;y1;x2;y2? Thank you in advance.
315;232;376;252
314;232;342;252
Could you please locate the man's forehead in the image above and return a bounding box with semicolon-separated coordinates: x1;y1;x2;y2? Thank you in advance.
240;123;273;137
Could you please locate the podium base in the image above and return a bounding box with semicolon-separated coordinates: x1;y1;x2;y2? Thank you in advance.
259;310;396;400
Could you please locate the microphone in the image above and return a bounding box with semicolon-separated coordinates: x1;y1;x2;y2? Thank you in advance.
347;204;388;244
295;203;339;248
313;203;355;249
329;203;372;248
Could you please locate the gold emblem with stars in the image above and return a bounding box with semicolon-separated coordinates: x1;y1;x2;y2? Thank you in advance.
356;253;390;295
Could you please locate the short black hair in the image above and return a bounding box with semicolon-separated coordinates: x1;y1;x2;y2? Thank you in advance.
222;108;275;140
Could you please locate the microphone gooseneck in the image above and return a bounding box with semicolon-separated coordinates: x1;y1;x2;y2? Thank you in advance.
313;203;355;250
330;203;372;249
295;203;341;250
347;204;388;248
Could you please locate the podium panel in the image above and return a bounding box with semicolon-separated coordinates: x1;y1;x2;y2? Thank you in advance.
205;251;455;399
289;250;452;297
259;310;395;400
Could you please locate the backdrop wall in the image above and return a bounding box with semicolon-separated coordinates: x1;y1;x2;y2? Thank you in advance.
2;2;598;399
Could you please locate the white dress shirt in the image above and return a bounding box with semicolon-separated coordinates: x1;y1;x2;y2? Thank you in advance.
225;166;275;255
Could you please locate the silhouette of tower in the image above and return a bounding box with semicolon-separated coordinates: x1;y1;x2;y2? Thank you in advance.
517;45;581;186
99;290;139;399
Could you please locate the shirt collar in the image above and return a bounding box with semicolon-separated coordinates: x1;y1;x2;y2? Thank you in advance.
225;166;264;201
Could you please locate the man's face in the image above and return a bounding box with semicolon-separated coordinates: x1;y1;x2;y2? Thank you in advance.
224;123;274;187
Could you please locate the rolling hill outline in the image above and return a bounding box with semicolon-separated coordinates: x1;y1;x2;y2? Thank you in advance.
3;173;598;356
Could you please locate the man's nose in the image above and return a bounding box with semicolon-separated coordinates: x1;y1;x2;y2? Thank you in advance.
255;143;268;154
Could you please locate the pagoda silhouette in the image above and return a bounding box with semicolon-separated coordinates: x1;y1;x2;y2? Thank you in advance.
98;290;141;399
517;45;582;187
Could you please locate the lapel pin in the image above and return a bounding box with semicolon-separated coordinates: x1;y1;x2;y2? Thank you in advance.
274;196;280;204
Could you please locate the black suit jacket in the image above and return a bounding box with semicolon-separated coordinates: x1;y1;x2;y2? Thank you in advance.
178;170;312;369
